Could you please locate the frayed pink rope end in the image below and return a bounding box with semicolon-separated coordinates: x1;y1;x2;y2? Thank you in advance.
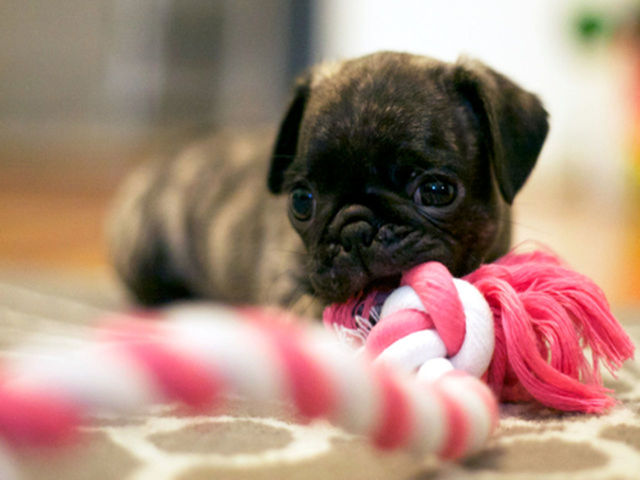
465;249;634;413
324;247;634;413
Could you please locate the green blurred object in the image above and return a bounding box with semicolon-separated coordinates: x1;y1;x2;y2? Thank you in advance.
574;9;614;44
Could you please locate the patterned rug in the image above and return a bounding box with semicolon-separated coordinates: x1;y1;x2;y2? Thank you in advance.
1;274;639;480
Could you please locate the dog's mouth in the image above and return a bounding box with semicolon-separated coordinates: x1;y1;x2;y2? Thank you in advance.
309;223;438;303
361;274;402;294
310;267;403;305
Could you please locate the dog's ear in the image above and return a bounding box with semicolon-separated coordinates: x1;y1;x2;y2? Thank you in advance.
453;58;549;203
268;72;312;194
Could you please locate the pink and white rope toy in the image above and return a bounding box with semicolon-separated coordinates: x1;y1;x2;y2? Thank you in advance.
0;304;498;463
324;249;635;413
0;248;633;475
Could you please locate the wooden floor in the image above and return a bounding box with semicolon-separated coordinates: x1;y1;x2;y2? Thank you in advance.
0;135;144;284
0;173;112;270
1;142;639;307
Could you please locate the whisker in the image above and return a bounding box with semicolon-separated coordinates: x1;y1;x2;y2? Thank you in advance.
509;219;553;237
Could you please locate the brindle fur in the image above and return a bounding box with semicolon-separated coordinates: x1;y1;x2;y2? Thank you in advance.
108;52;548;311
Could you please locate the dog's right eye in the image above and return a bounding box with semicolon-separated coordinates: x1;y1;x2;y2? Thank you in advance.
289;187;315;221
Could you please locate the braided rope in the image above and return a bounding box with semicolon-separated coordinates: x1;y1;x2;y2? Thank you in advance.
0;304;498;463
372;276;494;383
324;250;634;413
0;248;632;479
325;262;495;385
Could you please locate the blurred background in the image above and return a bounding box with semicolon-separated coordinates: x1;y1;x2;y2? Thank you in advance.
0;0;638;307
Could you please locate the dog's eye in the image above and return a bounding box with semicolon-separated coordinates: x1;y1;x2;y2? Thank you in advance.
289;187;315;221
413;177;457;207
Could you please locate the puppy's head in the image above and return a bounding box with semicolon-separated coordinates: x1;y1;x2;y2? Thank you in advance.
268;52;548;303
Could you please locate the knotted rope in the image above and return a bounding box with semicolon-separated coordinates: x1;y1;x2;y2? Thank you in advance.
324;249;634;413
0;248;633;479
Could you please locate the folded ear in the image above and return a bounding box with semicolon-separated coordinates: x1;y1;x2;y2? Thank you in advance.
453;58;549;203
268;73;312;194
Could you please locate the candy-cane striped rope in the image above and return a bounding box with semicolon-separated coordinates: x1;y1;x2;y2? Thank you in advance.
357;263;495;384
372;279;494;383
324;250;635;414
0;304;498;462
2;248;628;478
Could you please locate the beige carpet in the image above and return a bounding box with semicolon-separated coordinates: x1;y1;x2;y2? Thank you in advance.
1;273;640;480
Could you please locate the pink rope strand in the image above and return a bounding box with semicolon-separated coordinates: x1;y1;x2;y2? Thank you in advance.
466;250;634;412
0;246;630;470
0;306;498;461
324;248;634;413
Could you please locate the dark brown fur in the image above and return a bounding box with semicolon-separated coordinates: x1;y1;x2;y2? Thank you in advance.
268;52;548;302
108;51;548;311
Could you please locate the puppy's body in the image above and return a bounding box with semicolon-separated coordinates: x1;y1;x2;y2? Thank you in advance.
109;52;548;310
108;129;307;308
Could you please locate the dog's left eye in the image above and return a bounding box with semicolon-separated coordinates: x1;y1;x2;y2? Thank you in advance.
289;187;315;221
413;177;457;207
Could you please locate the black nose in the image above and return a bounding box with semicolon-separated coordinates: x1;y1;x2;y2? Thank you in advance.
340;221;374;251
329;205;377;251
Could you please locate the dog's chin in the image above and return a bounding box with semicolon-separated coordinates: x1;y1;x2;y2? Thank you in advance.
310;269;401;304
311;267;402;304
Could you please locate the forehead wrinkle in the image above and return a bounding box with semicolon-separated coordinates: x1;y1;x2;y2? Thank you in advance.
296;56;479;188
306;150;362;192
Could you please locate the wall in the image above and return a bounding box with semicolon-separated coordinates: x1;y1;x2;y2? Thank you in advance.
0;0;296;150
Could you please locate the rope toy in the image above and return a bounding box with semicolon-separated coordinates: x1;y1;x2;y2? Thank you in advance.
324;249;635;413
0;248;633;476
0;305;498;463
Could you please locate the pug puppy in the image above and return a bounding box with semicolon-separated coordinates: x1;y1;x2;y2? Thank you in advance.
108;51;548;311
